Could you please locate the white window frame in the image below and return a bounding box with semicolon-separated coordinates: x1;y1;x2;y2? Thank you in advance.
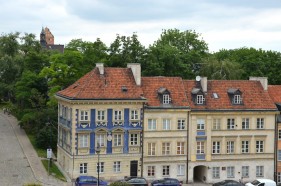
227;141;234;154
278;172;281;183
148;143;156;156
212;167;220;179
114;110;123;121
177;164;185;176
163;94;171;104
212;118;221;130
257;118;264;129
148;119;156;130
80;110;89;121
177;119;186;130
162;119;171;130
79;134;88;148
242;118;250;129
162;142;170;155
196;95;205;104
227;118;235;129
233;94;242;104
197;119;205;130
80;163;88;174
96;134;105;147
162;165;170;176
97;110;106;121
256;166;264;177
278;150;281;161
96;162;104;173
256;140;264;153
177;142;185;155
130;133;138;146
113;161;121;173
130;109;139;120
227;166;235;178
197;141;205;154
242;166;249;178
212;141;220;154
113;133;122;146
147;166;155;177
242;140;249;153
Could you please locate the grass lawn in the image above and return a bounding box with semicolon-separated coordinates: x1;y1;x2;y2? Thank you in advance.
42;159;67;182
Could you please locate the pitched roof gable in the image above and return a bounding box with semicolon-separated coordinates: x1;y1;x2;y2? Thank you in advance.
268;85;281;104
56;67;144;100
184;80;276;110
141;77;189;107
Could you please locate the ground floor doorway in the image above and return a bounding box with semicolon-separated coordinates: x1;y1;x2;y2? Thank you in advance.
193;165;208;183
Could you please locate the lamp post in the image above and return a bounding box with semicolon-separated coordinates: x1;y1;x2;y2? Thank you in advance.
96;144;101;186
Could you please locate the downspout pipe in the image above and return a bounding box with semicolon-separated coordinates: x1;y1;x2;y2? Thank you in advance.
186;110;190;184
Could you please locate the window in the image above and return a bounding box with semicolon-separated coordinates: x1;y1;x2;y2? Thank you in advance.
177;119;186;130
80;163;87;174
227;118;235;129
113;161;121;172
114;110;122;121
97;162;104;173
278;172;281;183
148;143;156;156
147;166;155;177
97;110;106;121
196;95;205;104
278;150;281;161
257;118;264;129
162;165;170;176
227;167;235;178
80;110;89;121
79;134;88;148
242;118;250;129
177;142;185;155
212;141;220;154
242;166;249;178
227;141;234;154
212;167;220;178
212;119;221;130
96;134;105;147
279;130;281;140
113;134;122;146
162;142;170;155
130;109;139;120
130;133;138;146
256;141;264;153
233;95;242;104
256;166;264;177
242;141;249;153
163;94;171;104
177;165;185;176
197;119;205;130
148;119;156;130
162;119;171;130
197;141;205;154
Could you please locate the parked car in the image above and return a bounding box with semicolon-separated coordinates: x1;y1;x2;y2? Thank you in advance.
119;177;148;186
245;179;276;186
75;176;108;186
212;180;244;186
151;178;182;186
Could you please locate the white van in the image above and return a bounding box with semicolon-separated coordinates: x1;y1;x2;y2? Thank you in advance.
245;179;276;186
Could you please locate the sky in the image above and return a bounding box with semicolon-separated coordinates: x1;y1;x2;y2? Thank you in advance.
1;0;281;53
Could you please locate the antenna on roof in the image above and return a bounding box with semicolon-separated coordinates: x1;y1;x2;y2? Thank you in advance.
196;76;201;81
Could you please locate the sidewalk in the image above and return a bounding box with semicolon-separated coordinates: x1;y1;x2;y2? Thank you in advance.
3;112;71;186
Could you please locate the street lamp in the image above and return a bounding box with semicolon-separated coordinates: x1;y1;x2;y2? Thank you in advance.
96;144;101;186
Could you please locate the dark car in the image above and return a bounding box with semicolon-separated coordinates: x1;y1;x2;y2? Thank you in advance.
75;176;108;186
213;180;244;186
151;178;182;186
119;177;148;186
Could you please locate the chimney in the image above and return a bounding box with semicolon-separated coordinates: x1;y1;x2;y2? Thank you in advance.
249;77;268;91
127;63;141;86
96;63;104;75
200;76;208;92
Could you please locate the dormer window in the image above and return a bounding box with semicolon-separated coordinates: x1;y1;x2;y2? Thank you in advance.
197;95;205;104
228;88;243;105
191;88;205;105
163;94;171;104
158;87;171;105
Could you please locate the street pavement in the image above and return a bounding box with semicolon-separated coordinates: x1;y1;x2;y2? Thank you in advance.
0;111;72;186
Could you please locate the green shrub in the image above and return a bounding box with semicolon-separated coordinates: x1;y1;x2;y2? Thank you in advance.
110;181;132;186
23;183;42;186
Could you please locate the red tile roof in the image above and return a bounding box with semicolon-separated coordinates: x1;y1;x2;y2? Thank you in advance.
56;67;144;100
268;85;281;103
184;80;277;110
141;77;189;107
